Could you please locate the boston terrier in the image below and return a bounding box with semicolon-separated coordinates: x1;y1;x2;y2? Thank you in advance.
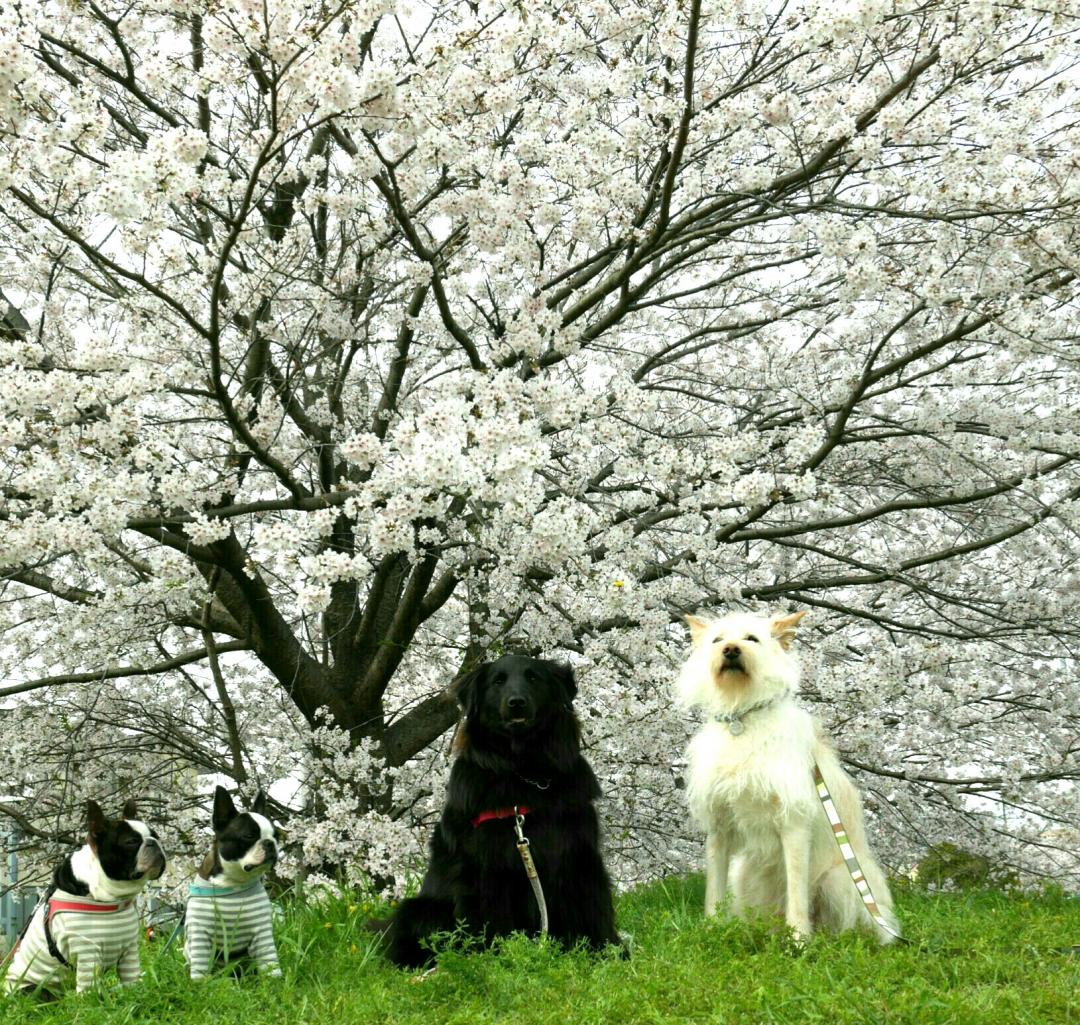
2;799;166;995
184;786;281;978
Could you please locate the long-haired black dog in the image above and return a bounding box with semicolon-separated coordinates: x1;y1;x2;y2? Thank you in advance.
383;654;623;967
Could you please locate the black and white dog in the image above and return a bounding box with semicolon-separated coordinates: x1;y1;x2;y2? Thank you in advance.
2;800;166;995
383;655;623;967
184;786;281;978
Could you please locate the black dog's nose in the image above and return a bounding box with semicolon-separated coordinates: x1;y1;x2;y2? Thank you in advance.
507;695;528;711
723;645;742;660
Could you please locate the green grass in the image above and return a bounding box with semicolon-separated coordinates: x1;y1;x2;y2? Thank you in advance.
2;878;1077;1025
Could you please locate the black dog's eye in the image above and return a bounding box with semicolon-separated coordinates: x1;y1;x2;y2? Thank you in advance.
745;634;759;643
491;674;505;687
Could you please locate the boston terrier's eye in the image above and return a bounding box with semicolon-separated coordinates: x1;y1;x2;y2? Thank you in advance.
125;836;141;848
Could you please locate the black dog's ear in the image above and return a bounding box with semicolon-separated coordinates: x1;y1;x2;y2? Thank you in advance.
212;785;239;833
121;799;139;821
452;664;487;716
549;661;578;706
86;800;109;840
251;790;267;817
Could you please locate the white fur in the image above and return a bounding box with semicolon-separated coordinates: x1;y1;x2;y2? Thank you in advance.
677;610;900;944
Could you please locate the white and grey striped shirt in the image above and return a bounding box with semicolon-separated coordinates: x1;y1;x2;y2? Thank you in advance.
184;880;280;978
2;891;141;994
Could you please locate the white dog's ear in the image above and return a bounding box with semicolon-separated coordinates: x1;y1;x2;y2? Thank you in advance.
770;610;806;650
684;614;711;645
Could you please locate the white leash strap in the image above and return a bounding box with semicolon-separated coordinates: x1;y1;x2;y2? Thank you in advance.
513;806;549;936
813;763;903;941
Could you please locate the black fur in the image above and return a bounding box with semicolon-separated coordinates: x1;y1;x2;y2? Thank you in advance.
384;655;622;968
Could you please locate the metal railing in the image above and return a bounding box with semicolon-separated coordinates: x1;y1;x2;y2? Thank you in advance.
2;828;40;950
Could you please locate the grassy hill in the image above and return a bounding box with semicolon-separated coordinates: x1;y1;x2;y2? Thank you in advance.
2;877;1077;1024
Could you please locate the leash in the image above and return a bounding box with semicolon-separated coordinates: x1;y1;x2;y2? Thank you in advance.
512;807;549;936
161;910;185;952
813;762;904;942
471;804;549;936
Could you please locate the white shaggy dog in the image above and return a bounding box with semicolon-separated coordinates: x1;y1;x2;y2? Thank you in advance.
676;609;899;944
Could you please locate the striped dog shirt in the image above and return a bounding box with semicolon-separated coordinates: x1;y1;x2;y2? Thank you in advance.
2;891;140;994
183;879;280;978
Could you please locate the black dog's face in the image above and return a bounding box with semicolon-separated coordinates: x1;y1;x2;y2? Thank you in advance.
457;655;577;736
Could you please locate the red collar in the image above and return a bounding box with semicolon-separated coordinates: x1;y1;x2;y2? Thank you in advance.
48;896;133;917
471;805;530;828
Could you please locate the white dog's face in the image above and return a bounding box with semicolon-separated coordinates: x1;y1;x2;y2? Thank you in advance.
676;610;805;711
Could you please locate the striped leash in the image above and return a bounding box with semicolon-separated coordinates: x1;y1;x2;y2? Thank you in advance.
813;762;904;942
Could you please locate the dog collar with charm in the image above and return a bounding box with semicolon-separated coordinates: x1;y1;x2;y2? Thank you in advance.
471;805;531;828
713;690;791;735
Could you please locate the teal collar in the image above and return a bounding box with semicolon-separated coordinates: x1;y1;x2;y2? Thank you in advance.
188;878;265;898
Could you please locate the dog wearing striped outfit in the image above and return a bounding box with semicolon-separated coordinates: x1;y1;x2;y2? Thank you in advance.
184;787;281;978
676;610;900;944
2;800;166;995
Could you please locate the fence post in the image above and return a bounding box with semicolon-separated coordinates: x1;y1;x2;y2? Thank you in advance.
1;826;18;947
2;826;39;950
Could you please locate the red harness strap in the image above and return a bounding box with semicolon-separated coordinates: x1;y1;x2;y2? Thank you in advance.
48;898;131;916
471;805;530;828
43;894;134;968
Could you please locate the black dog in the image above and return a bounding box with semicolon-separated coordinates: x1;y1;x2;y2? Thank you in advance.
384;655;622;967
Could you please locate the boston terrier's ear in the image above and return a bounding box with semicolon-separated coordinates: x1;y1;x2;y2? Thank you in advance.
121;799;139;821
86;800;108;841
251;790;267;817
212;785;239;833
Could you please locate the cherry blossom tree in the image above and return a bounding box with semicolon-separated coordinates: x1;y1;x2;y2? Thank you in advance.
1;0;1077;891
